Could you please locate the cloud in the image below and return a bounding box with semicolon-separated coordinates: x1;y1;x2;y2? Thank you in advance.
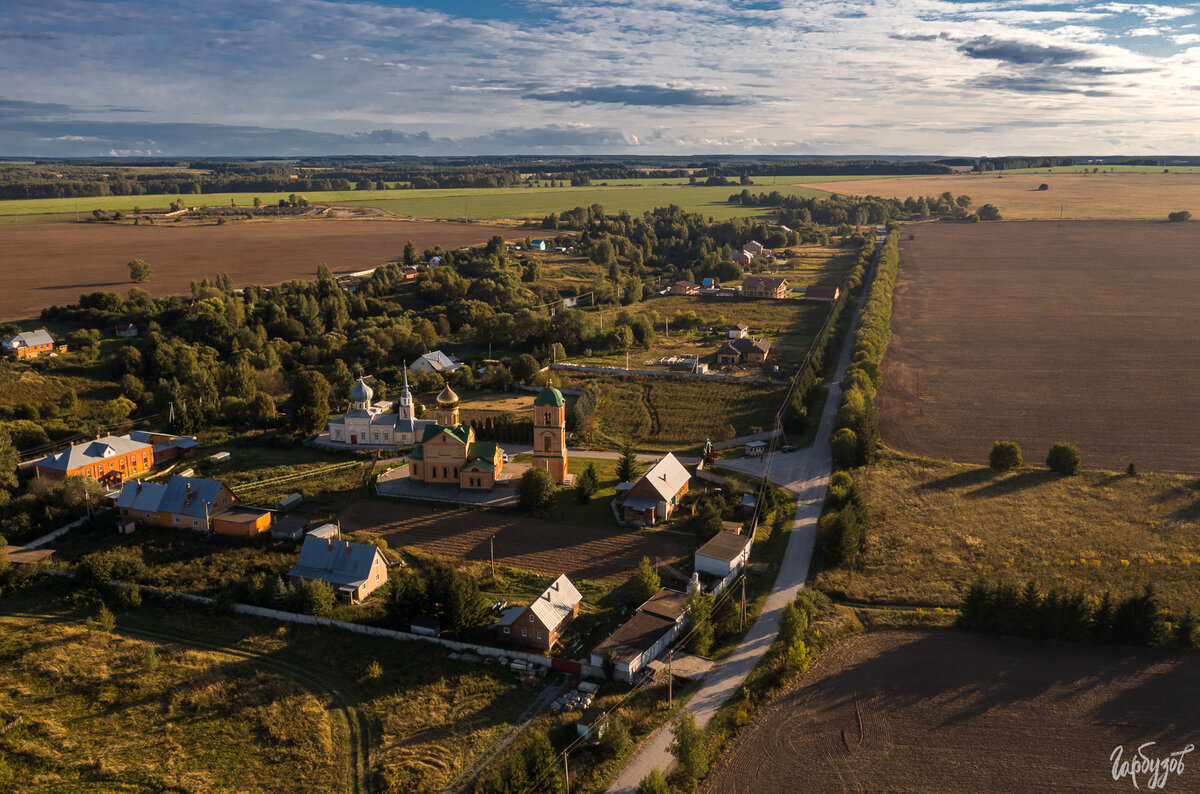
956;35;1092;65
969;73;1117;96
522;84;748;106
0;31;56;41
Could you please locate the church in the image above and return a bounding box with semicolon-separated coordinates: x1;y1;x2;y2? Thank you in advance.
408;384;506;489
326;371;433;448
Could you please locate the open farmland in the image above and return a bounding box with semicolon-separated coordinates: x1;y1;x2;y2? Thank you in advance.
877;220;1200;474
0;218;512;321
804;170;1200;220
341;499;692;583
704;630;1200;794
814;452;1200;613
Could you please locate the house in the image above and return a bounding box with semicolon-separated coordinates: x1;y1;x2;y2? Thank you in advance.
701;277;719;289
327;371;433;448
2;329;55;359
271;515;311;541
494;574;582;650
288;535;389;604
741;275;789;299
408;384;505;489
410;350;462;374
114;475;265;535
33;434;155;485
734;251;753;268
115;322;138;338
743;240;765;255
694;531;753;579
745;440;766;457
577;708;607;743
669;280;698;295
616;453;690;525
528;239;547;251
127;430;199;465
715;338;770;366
728;323;750;339
589;589;687;682
805;285;841;302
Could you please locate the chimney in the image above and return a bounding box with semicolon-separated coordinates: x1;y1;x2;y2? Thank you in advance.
345;541;351;554
327;538;332;550
186;483;191;492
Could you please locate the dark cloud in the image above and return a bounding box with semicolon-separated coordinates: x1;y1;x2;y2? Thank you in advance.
0;31;56;41
957;35;1090;65
0;98;78;119
522;84;747;107
970;73;1115;96
889;33;940;42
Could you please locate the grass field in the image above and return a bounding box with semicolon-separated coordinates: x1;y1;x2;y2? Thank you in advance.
994;164;1200;174
0;582;532;793
560;372;786;450
703;630;1200;794
813;453;1200;613
805;171;1200;220
878;220;1200;474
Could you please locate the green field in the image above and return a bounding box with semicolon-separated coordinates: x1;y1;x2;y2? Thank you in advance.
0;183;836;221
994;164;1200;174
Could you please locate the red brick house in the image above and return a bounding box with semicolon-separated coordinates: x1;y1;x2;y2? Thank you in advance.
741;275;788;299
616;453;691;525
2;329;55;359
495;574;582;650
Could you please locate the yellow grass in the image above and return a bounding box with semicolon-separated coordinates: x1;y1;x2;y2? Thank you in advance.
814;452;1200;612
804;171;1200;220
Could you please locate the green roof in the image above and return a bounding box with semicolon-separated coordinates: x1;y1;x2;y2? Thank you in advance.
408;445;424;460
534;387;565;407
420;423;470;446
464;459;496;473
468;441;501;461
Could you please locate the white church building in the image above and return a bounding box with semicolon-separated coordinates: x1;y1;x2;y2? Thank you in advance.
326;371;433;448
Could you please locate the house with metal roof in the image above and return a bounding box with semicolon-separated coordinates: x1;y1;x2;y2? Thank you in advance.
288;535;389;603
715;338;771;367
495;574;582;650
327;371;433;448
804;285;841;302
2;328;55;359
410;350;463;374
589;588;687;682
615;453;691;525
34;434;154;485
695;531;753;579
116;475;237;532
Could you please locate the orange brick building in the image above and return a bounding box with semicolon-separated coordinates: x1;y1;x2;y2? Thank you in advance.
34;435;154;485
2;329;55;359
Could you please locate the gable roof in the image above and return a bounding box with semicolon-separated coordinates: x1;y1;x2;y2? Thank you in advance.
115;480;169;512
159;475;230;519
716;341;741;358
36;435;151;472
419;422;471;446
289;535;387;588
742;275;788;290
732;338;770;355
805;285;840;299
732;323;750;331
696;531;753;563
2;329;54;350
526;574;582;631
414;350;460;372
634;453;690;501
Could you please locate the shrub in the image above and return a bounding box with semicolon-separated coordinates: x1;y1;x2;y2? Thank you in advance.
114;581;142;610
1038;183;1049;191
989;441;1023;472
1167;210;1191;222
977;204;1002;221
1046;442;1081;475
669;711;709;782
89;603;116;633
516;467;557;512
638;769;670;794
830;428;859;469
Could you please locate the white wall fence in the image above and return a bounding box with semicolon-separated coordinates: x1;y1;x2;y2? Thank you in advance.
549;363;786;386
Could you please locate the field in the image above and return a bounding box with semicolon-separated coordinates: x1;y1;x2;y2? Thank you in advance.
0;584;531;793
814;452;1200;612
703;630;1200;793
340;499;692;583
558;372;787;451
877;220;1200;474
0;218;513;321
805;170;1200;220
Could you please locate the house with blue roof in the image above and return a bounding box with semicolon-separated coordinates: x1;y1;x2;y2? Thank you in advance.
115;474;273;537
288;535;390;603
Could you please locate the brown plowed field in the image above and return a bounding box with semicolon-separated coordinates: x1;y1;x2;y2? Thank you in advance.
704;631;1200;793
877;220;1200;474
0;218;513;321
340;500;691;583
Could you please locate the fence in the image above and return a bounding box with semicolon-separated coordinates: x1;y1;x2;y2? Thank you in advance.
550;363;785;386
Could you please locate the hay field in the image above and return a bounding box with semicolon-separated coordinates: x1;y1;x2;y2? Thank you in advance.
877;220;1200;474
704;630;1200;794
804;171;1200;220
813;452;1200;612
0;218;512;321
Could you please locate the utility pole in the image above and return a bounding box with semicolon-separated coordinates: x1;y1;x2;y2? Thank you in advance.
564;751;570;794
490;535;496;582
741;576;746;630
668;650;674;708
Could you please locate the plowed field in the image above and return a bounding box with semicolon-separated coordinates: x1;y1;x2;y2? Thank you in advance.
704;631;1200;793
340;500;691;583
877;220;1200;474
0;218;513;321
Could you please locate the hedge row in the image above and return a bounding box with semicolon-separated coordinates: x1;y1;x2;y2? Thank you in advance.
832;228;900;467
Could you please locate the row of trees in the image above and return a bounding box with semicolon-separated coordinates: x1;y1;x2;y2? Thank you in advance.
989;440;1082;475
958;580;1195;648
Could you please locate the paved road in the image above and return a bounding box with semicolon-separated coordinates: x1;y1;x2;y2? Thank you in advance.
606;230;883;792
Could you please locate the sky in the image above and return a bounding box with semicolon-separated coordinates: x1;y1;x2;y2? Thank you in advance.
3;0;1200;157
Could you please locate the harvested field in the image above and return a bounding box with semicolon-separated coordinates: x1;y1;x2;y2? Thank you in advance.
0;218;513;321
704;630;1200;794
804;171;1200;220
878;220;1200;474
340;499;691;583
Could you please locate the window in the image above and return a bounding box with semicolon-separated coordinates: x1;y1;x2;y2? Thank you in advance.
537;632;542;640
543;435;551;452
503;627;510;634
145;512;151;519
544;411;550;424
192;520;199;527
521;629;527;637
529;615;535;622
174;517;180;524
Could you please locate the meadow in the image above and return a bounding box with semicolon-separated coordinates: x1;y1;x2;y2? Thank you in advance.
813;452;1200;613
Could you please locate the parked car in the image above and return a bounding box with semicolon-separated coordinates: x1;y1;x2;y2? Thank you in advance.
781;445;797;453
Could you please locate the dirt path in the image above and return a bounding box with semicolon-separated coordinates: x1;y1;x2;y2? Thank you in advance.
704;630;1200;793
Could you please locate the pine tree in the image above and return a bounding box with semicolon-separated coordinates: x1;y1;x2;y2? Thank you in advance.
616;442;639;483
633;557;660;605
575;462;599;504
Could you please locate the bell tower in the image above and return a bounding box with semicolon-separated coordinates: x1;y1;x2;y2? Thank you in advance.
532;384;568;484
398;366;414;422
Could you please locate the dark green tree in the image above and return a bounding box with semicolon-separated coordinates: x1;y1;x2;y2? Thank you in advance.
633;557;660;604
669;711;709;782
128;258;152;282
989;441;1023;472
516;467;557;513
575;461;599;504
616;442;639;483
290;370;331;434
685;588;714;656
637;769;670;794
1046;442;1081;475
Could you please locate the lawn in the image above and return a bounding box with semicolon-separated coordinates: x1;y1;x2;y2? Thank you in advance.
0;580;533;793
560;372;786;451
813;452;1200;613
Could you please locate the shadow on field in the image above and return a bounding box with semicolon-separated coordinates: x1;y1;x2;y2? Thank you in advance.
916;467;993;492
968;470;1054;499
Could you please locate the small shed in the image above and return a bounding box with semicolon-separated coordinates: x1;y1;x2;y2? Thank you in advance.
276;492;303;510
741;493;757;516
118;519;137;535
272;514;311;541
745;440;766;457
209;451;231;465
577;708;607;743
307;523;340;540
411;616;440;637
694;531;754;578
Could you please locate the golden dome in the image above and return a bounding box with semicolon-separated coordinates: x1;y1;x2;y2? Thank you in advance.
436;384;459;407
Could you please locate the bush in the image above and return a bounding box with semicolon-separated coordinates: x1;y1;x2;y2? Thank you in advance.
669;711;709;782
638;769;670;794
1038;183;1049;191
1167;210;1191;222
1046;442;1081;475
977;204;1002;220
516;467;557;512
989;441;1023;472
830;428;859;469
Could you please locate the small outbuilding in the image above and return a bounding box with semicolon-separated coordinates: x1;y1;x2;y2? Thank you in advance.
745;440;766;457
728;323;750;339
589;589;688;683
694;531;754;579
805;285;841;302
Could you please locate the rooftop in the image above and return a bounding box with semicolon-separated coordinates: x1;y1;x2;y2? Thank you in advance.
696;530;753;563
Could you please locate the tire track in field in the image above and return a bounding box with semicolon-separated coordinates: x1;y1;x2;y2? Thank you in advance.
0;611;371;794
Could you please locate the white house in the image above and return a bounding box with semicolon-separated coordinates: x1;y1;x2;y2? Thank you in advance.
728;323;750;339
589;589;687;682
694;531;753;579
410;350;462;375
